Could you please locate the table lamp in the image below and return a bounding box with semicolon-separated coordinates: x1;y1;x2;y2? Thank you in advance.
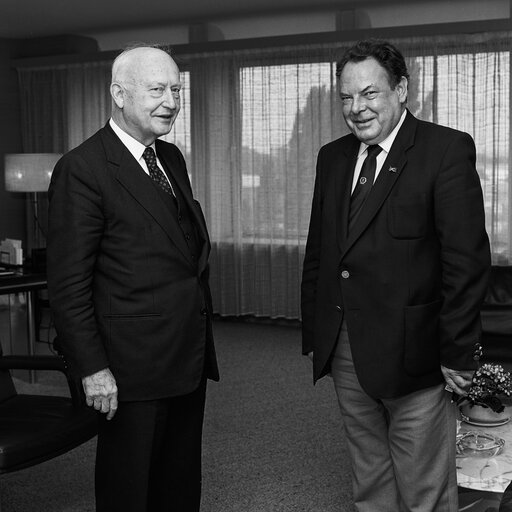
4;153;62;253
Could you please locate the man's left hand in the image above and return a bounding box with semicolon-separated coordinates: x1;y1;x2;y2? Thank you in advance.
441;365;475;396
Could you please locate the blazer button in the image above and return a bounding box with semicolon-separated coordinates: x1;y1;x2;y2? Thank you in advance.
341;270;350;279
336;305;342;312
200;308;208;316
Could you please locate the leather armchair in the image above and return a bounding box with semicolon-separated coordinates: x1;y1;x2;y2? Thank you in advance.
0;345;98;475
481;266;512;367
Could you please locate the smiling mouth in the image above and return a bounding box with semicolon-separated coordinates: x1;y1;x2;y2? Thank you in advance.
353;118;373;126
155;115;174;123
155;111;176;118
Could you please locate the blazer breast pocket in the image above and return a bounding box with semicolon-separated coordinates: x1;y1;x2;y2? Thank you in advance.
388;197;428;239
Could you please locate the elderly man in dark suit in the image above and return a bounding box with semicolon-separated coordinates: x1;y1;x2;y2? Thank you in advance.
301;39;490;511
47;45;218;512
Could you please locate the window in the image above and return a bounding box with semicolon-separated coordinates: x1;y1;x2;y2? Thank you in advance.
407;50;510;264
240;62;342;241
18;32;511;318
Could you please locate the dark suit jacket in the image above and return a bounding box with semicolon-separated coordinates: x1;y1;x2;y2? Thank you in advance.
301;111;491;399
47;123;219;401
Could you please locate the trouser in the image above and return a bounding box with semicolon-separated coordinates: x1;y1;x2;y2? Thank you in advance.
331;323;458;512
95;377;207;512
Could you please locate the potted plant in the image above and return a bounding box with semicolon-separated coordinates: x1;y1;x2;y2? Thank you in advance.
457;363;512;426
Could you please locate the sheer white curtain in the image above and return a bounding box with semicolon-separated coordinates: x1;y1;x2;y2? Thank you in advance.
189;32;511;319
188;48;345;318
399;33;511;265
16;30;511;319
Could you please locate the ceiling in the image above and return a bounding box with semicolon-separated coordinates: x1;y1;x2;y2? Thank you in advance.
1;0;403;39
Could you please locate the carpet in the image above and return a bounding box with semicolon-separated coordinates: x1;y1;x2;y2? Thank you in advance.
1;320;355;512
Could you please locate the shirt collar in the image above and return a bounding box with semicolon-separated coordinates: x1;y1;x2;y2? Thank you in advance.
109;118;156;162
357;109;407;158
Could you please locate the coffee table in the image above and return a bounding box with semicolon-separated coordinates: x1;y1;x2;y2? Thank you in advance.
457;415;512;493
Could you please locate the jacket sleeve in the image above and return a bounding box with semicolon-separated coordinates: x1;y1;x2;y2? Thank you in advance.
47;152;109;378
434;132;491;370
301;147;324;355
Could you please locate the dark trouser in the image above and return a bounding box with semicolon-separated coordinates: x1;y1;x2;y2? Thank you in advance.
95;378;207;512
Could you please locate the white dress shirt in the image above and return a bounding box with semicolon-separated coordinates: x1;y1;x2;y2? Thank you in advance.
109;119;173;189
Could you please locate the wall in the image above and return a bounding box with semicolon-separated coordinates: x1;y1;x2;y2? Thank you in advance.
0;35;99;255
0;39;25;247
87;0;510;51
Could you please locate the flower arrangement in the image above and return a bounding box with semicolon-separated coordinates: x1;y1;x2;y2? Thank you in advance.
457;363;512;413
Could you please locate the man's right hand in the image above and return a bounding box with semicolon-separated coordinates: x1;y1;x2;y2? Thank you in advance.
82;368;118;420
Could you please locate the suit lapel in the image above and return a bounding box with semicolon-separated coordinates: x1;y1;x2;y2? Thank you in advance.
100;125;193;265
335;136;360;252
342;111;417;257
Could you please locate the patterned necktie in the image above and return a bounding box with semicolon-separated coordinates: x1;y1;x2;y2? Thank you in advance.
142;147;176;197
348;144;382;232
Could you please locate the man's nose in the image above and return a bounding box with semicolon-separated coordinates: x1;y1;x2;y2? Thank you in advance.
162;88;177;109
351;96;366;114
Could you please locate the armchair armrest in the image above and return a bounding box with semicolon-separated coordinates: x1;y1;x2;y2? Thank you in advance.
0;355;66;372
0;355;86;409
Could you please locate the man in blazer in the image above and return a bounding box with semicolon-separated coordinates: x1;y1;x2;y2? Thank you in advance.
47;46;218;512
301;40;490;511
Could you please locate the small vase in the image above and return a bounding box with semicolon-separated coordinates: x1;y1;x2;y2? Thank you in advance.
460;403;510;426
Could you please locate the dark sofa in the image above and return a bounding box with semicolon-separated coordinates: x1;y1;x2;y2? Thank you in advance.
480;266;512;368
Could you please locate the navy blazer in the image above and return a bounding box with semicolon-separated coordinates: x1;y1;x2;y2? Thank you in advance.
48;123;219;401
301;111;491;398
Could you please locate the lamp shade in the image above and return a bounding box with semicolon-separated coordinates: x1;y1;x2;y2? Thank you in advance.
4;153;62;193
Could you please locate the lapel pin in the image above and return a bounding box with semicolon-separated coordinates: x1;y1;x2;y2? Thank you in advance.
388;166;397;173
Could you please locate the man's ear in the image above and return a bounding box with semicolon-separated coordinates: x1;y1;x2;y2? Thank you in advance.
396;76;408;104
110;82;125;108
